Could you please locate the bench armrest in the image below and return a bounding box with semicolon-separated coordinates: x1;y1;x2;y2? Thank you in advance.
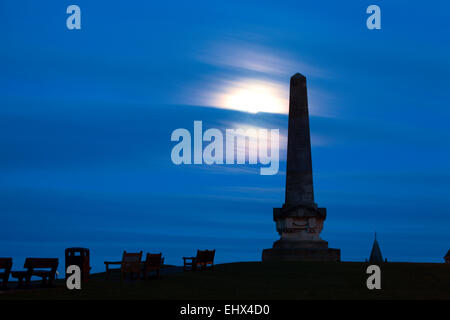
11;270;27;275
183;257;196;261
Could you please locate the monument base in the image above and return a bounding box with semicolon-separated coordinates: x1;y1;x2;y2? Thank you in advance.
262;240;340;262
272;239;329;249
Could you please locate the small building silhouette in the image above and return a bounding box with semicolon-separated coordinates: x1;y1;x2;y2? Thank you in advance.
369;233;384;264
444;250;450;263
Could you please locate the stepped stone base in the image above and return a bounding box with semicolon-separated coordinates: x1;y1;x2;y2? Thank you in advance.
262;240;340;262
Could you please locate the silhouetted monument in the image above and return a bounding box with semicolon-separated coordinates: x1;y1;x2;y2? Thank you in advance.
369;233;383;264
262;73;340;262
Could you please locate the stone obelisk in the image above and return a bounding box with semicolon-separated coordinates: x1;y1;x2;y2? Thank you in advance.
262;73;340;262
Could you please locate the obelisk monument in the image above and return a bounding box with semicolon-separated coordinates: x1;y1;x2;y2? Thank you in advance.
262;73;340;262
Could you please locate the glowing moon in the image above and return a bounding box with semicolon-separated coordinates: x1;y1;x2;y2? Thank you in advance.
215;79;288;114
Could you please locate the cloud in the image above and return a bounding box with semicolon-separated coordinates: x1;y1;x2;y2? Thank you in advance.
180;39;334;116
194;40;328;78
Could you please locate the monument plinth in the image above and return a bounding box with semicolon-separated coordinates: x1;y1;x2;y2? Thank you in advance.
262;73;340;262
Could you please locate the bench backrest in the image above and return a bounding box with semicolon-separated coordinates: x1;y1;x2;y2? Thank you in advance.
144;253;162;267
24;258;58;271
0;258;12;270
121;251;142;272
122;251;142;263
196;249;215;263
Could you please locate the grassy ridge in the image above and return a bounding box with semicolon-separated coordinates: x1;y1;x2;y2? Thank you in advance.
1;261;449;300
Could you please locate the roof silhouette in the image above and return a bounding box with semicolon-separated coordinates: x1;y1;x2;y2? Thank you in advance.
369;233;383;264
445;250;450;258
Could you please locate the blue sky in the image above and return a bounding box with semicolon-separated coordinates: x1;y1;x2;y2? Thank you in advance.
1;0;449;272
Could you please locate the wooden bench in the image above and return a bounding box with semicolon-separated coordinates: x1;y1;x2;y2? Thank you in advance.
0;258;13;289
105;251;142;280
11;258;58;287
183;249;215;271
142;253;162;279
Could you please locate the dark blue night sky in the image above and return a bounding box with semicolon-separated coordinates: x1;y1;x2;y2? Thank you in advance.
1;1;449;273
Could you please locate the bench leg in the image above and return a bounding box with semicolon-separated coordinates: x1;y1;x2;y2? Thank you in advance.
25;275;33;288
45;276;55;287
16;276;26;288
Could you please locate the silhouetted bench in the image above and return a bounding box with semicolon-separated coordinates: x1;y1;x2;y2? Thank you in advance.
11;258;58;287
183;249;215;271
142;253;162;279
105;251;142;280
0;258;13;289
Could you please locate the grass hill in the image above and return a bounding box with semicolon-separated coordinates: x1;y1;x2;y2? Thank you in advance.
1;261;449;300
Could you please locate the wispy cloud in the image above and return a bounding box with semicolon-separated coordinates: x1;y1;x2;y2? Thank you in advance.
181;40;334;116
195;40;328;78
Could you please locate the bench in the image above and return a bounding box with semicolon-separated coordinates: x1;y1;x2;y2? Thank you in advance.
0;258;13;289
142;253;162;279
105;251;142;280
11;258;58;287
183;249;215;271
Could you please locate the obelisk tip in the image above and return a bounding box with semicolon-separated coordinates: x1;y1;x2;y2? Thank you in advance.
291;72;306;80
